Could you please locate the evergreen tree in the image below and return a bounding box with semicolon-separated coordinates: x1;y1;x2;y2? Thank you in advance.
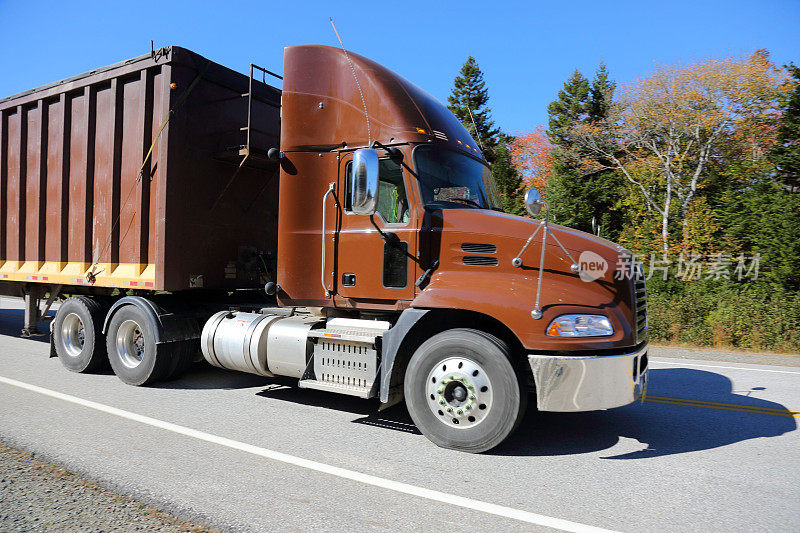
769;64;800;190
589;62;616;122
447;56;500;162
718;177;800;290
545;65;624;239
492;134;524;215
547;70;589;147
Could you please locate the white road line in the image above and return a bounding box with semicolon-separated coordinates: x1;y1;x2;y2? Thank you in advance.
649;360;800;375
0;375;616;533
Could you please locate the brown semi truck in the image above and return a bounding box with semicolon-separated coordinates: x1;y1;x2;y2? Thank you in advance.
0;45;648;452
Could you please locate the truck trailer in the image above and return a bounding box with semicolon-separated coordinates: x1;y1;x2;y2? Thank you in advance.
0;44;648;452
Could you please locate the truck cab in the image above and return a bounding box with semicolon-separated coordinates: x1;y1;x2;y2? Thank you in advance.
259;45;649;451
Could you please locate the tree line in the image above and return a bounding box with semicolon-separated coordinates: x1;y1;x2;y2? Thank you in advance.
446;52;800;291
446;53;800;351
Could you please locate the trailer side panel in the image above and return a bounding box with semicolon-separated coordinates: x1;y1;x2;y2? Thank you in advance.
0;47;280;292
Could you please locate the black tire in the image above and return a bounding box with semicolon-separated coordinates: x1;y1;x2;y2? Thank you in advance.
163;340;198;381
52;296;107;373
404;328;527;453
106;305;175;386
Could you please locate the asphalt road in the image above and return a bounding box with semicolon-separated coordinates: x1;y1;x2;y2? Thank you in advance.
0;303;798;532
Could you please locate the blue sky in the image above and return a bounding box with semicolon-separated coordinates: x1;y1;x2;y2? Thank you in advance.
1;0;798;134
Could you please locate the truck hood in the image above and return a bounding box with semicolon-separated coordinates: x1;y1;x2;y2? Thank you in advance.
414;208;640;350
430;208;626;268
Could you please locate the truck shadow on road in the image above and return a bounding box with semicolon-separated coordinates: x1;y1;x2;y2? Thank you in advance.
495;368;797;458
160;364;423;433
253;383;422;435
151;362;798;455
157;364;277;390
0;309;53;342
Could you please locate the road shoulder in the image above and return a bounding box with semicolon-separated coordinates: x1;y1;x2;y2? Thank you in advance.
649;344;800;367
0;441;220;533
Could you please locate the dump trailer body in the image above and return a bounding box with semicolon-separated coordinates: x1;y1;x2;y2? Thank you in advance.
0;46;280;292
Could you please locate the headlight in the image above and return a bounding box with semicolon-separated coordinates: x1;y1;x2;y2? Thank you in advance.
546;314;614;337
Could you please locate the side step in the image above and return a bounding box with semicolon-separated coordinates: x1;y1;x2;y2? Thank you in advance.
299;319;390;398
298;379;374;399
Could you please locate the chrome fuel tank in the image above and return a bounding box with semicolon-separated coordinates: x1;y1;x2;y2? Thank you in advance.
200;311;320;377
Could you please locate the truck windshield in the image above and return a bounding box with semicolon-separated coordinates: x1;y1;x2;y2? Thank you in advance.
413;146;500;210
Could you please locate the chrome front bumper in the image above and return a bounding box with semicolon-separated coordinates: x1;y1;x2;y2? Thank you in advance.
528;346;648;412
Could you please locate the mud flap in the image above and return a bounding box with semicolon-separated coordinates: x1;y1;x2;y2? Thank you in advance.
379;308;429;409
48;320;57;358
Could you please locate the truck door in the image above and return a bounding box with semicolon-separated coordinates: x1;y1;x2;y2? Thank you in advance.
335;153;418;303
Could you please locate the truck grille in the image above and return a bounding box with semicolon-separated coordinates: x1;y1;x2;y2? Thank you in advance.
634;262;648;342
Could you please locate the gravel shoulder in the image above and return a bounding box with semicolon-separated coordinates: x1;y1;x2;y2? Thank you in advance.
0;441;221;532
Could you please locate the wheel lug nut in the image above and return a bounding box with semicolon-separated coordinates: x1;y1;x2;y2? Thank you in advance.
446;407;453;413
457;409;463;415
437;386;444;393
469;395;476;401
439;400;445;405
466;405;472;410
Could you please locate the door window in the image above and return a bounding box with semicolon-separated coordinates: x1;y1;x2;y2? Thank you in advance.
346;158;409;224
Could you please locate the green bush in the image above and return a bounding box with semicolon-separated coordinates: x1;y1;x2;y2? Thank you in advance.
646;281;800;353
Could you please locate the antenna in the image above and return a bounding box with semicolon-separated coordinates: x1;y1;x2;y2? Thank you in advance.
466;106;484;153
330;18;371;146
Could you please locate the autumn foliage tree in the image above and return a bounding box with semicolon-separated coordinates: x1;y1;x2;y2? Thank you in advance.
571;50;792;254
509;126;552;192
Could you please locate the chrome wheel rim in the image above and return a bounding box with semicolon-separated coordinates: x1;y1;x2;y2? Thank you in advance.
60;313;85;357
426;357;493;428
116;320;146;369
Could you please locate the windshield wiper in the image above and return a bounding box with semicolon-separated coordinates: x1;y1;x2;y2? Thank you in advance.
449;197;483;208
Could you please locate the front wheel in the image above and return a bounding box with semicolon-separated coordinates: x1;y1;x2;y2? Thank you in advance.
404;329;527;453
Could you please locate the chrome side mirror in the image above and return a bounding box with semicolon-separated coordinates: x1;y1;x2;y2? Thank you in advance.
351;148;380;216
524;188;547;218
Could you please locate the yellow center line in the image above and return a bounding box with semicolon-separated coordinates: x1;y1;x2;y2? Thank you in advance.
646;395;797;413
645;396;799;417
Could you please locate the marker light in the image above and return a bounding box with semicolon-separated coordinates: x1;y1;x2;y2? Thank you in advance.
546;314;614;337
416;127;427;134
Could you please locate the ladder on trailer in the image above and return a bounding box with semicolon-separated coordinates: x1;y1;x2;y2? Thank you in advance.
211;64;283;212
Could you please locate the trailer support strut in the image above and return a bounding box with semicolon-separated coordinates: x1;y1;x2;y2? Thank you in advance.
22;284;62;338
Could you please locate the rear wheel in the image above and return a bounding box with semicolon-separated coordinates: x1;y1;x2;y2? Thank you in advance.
404;329;526;453
53;296;107;373
163;340;198;381
106;305;175;386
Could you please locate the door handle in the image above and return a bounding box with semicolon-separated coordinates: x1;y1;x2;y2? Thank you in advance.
321;183;335;297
